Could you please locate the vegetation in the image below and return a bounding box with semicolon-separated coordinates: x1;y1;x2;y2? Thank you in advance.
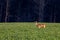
0;22;60;40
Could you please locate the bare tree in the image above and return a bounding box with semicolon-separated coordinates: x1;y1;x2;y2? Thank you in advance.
39;0;45;22
0;3;2;21
53;5;56;23
5;0;9;22
50;6;53;22
50;12;53;22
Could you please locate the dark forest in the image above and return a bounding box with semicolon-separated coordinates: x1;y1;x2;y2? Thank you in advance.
0;0;60;22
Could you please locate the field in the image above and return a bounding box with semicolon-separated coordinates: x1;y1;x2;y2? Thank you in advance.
0;22;60;40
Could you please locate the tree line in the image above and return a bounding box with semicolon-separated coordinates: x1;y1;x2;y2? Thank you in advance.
0;0;60;22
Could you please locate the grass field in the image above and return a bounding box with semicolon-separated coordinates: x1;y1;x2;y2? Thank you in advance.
0;22;60;40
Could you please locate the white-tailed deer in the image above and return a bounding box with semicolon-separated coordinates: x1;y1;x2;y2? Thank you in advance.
35;21;46;28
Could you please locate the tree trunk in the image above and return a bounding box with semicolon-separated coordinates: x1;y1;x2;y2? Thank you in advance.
0;3;2;21
5;0;9;22
39;0;45;22
53;5;56;23
50;7;53;22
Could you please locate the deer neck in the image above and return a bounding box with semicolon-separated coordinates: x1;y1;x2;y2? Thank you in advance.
35;22;38;25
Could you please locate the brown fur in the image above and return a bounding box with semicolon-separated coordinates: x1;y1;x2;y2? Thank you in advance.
35;21;46;28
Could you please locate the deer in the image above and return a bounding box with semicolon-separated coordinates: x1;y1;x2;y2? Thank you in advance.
35;21;46;28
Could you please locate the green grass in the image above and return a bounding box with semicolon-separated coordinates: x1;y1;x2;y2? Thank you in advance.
0;22;60;40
